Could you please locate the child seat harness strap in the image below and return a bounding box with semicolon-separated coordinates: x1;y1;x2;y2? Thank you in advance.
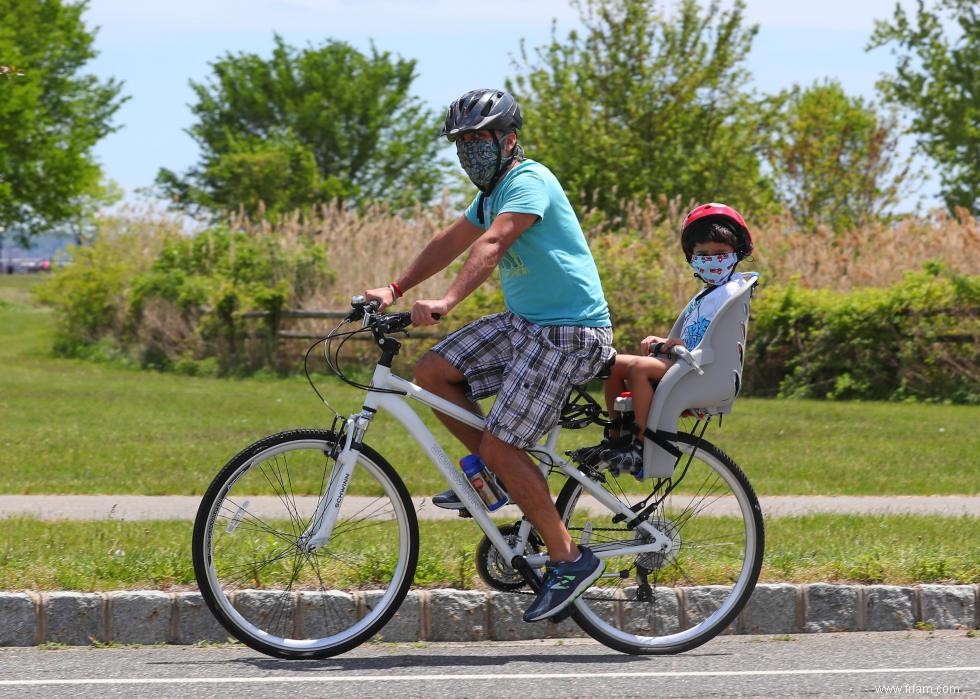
642;428;682;459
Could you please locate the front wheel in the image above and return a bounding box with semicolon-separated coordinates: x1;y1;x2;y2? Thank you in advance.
192;429;419;659
557;432;763;654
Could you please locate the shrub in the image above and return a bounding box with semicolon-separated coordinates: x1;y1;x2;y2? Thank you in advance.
128;225;329;373
36;201;980;399
34;213;174;356
37;211;330;374
746;265;980;403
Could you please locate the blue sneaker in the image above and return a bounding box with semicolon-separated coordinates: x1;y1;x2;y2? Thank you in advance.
567;434;634;469
431;488;465;510
523;546;605;622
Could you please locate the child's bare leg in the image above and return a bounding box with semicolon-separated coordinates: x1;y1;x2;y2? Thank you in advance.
626;356;672;440
568;356;632;464
604;357;632;436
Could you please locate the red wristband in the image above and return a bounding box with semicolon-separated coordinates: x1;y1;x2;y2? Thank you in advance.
390;281;404;297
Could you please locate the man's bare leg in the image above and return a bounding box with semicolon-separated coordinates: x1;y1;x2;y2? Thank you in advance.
480;432;578;563
416;352;578;562
414;351;484;454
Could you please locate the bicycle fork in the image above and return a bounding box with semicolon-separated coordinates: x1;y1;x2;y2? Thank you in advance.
301;409;374;551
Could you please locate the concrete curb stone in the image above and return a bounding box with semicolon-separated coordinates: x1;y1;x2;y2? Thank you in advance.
109;590;172;645
0;592;36;646
1;583;976;646
804;583;860;633
427;589;487;642
686;585;738;635
174;592;228;644
46;592;103;646
863;585;916;632
366;590;420;642
737;583;798;634
300;590;356;642
918;584;976;630
487;592;550;641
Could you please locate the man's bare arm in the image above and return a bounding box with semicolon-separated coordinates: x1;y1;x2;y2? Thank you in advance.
411;212;538;325
366;215;483;307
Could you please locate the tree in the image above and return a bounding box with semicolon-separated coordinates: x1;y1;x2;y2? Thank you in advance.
508;0;775;220
157;36;449;218
765;80;917;232
0;0;126;243
67;177;123;245
869;0;980;213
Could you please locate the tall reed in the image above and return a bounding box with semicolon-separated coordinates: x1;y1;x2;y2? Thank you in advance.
241;199;979;316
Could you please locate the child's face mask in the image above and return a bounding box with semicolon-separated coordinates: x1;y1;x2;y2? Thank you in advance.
691;252;738;285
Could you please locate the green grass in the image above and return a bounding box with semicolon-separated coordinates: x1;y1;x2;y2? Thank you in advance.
1;514;975;590
0;273;41;308
1;274;978;496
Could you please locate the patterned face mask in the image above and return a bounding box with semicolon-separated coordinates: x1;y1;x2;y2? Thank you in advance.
691;252;738;285
456;137;502;190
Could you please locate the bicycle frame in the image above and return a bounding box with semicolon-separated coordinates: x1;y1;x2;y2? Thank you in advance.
304;361;675;571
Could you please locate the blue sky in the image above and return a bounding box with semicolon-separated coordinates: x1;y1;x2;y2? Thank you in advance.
83;0;936;211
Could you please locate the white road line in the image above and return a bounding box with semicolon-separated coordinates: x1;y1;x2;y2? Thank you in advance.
1;667;977;687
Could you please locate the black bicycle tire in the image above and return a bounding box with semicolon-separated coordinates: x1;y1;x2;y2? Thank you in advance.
556;432;764;655
192;428;419;659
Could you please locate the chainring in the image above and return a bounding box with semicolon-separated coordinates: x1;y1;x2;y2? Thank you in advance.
475;523;544;592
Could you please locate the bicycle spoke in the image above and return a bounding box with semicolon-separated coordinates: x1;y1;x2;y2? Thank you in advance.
553;433;763;654
194;431;418;658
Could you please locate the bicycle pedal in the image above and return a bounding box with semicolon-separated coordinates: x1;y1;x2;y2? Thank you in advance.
456;508;472;519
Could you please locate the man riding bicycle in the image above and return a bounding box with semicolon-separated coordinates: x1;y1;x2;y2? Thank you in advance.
366;88;614;622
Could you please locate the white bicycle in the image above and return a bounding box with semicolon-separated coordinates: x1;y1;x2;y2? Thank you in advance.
192;297;764;659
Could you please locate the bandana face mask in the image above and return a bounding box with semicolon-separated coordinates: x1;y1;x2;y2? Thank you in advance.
456;137;502;190
691;252;738;285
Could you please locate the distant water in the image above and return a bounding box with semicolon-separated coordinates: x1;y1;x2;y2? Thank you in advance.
0;233;73;263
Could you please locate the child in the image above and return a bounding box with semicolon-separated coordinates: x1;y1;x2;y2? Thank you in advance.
572;203;755;476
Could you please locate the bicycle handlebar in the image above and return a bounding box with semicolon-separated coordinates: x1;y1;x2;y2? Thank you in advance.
348;295;413;334
348;294;440;325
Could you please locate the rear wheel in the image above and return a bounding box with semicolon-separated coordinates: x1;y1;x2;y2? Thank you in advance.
192;429;418;659
556;432;763;654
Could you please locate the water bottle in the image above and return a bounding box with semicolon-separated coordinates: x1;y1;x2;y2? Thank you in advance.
460;455;509;512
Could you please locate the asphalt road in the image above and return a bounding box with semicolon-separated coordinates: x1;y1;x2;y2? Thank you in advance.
0;632;976;699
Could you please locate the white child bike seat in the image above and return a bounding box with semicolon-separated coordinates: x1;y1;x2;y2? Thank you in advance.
641;272;759;478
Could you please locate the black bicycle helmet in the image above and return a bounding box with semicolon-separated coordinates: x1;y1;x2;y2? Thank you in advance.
442;89;523;141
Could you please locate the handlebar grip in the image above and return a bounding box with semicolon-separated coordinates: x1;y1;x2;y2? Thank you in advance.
431;313;441;321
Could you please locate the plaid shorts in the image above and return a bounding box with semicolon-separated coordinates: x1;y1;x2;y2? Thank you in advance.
430;312;614;449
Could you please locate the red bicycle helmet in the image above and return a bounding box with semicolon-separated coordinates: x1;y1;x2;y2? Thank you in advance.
681;203;754;261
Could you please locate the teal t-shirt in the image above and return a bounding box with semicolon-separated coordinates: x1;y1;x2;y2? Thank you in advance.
463;160;611;327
